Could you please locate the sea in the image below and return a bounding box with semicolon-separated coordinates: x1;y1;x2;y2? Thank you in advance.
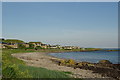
49;49;120;64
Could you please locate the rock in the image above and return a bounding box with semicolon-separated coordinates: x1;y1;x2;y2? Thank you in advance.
67;59;75;65
77;62;90;67
98;60;112;64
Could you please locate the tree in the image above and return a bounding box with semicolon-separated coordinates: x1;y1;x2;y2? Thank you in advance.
18;44;26;49
36;46;43;49
29;43;35;49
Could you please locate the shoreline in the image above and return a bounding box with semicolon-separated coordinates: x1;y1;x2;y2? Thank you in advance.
12;52;116;79
47;51;119;65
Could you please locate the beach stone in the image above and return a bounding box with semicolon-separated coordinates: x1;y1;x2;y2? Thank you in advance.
67;59;75;65
98;60;112;64
77;62;90;67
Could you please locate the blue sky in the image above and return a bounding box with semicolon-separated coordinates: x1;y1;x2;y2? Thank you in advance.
2;2;118;48
2;0;119;2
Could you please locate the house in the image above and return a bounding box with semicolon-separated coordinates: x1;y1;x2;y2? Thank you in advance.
49;45;62;49
50;45;58;49
1;39;26;49
29;42;42;48
72;46;81;49
62;46;73;50
56;45;62;49
7;43;18;48
23;43;29;48
0;42;31;49
80;47;85;50
0;42;7;48
0;42;18;49
41;44;48;49
0;41;30;49
62;46;80;50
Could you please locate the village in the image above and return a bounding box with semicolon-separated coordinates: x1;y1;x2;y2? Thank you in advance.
0;38;83;50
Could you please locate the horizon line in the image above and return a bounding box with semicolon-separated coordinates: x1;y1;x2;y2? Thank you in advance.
0;37;119;48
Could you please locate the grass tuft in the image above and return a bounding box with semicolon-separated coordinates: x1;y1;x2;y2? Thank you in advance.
2;49;71;78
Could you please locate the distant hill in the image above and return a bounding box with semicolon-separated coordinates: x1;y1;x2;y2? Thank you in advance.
3;39;25;43
29;42;42;44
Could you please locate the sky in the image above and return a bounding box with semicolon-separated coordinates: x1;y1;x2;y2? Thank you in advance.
2;2;118;48
1;0;120;2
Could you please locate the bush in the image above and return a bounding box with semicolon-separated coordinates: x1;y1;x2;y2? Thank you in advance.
67;59;75;65
60;59;75;65
18;44;26;49
98;60;112;64
36;46;43;49
60;60;66;65
29;43;35;49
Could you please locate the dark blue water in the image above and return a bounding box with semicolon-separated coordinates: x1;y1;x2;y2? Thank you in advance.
49;51;119;64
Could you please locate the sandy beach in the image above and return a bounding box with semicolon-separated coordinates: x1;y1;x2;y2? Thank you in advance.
12;52;114;79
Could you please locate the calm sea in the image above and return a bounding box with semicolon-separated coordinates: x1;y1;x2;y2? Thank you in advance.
49;50;119;64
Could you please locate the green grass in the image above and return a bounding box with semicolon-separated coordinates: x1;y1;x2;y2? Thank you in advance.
62;71;73;74
0;49;1;77
19;65;70;78
32;48;82;53
2;49;70;78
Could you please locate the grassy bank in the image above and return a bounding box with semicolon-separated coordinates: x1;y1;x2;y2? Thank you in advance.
25;48;102;53
0;49;2;77
2;49;71;78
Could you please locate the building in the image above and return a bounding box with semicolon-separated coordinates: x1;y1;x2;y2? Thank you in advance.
29;42;42;48
0;42;8;49
0;42;7;48
49;45;62;49
7;43;18;48
50;45;58;49
62;46;73;50
80;47;85;50
23;43;29;48
62;46;81;50
41;44;48;49
72;46;81;49
0;41;30;49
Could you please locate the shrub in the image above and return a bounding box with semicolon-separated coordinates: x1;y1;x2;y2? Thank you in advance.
98;60;112;64
59;59;75;65
36;46;43;49
18;44;26;49
59;60;66;65
29;43;35;49
67;59;75;65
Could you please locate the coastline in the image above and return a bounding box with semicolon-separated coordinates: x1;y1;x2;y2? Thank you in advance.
12;52;116;79
47;50;119;64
